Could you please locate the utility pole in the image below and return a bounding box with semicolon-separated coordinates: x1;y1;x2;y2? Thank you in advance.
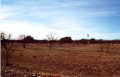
87;34;90;44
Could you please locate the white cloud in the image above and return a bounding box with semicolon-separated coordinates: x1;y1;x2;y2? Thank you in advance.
0;20;119;40
0;7;15;20
82;11;118;17
60;0;90;7
1;0;120;40
0;21;63;39
87;33;120;40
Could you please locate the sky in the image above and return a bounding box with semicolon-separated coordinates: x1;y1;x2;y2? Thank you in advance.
0;0;120;40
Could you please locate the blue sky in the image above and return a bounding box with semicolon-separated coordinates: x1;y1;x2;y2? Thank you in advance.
0;0;120;40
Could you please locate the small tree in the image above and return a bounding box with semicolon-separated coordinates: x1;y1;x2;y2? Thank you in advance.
24;36;34;42
46;33;57;50
60;36;72;43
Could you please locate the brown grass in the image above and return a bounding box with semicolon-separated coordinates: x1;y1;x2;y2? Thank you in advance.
2;43;120;77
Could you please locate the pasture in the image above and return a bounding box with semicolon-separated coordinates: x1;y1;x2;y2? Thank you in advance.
2;43;120;77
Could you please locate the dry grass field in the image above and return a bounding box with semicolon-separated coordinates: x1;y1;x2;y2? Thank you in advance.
2;43;120;77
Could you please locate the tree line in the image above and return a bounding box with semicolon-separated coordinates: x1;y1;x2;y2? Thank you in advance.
1;32;120;44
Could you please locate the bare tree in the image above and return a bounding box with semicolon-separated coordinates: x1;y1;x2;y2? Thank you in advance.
19;35;26;48
0;32;14;66
46;33;57;50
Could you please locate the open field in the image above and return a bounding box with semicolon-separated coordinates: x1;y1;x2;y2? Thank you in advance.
2;43;120;77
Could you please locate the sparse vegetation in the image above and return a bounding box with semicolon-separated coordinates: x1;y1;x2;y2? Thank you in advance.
2;43;120;77
0;32;15;77
46;33;57;50
0;32;14;65
1;33;120;77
